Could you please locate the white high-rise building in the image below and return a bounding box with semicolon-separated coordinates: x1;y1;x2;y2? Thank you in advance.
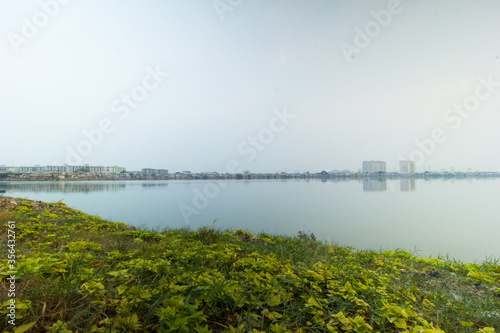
362;161;386;173
399;160;416;174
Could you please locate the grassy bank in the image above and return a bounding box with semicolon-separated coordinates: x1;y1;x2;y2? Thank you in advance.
0;197;498;332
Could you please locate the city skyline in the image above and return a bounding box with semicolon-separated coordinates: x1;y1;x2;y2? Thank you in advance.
1;161;499;174
1;1;500;172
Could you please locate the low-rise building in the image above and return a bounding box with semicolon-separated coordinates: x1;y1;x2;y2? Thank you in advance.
142;168;169;175
0;165;126;174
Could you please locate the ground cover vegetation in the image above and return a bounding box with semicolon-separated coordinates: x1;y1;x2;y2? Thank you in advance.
0;197;498;332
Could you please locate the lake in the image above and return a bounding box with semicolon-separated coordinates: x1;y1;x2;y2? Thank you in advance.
1;178;499;263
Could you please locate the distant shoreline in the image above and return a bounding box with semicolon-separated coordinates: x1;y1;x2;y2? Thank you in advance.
2;171;500;182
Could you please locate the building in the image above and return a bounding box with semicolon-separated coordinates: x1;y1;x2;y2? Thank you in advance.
362;161;386;173
142;168;169;175
0;165;126;174
399;160;416;174
88;165;125;174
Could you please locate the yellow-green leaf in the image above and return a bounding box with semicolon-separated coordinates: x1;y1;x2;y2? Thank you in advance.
116;285;127;295
393;318;407;329
13;322;36;333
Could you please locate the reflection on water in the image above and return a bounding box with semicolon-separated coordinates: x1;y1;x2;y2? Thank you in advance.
363;179;387;192
2;178;500;262
141;182;169;188
0;181;168;194
362;179;416;192
400;179;416;192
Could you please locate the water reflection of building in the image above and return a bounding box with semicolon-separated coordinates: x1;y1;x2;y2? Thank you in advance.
0;181;174;194
0;182;127;193
400;179;416;191
363;179;387;192
141;182;168;188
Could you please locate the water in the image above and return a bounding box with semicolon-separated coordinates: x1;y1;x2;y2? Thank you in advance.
1;178;499;263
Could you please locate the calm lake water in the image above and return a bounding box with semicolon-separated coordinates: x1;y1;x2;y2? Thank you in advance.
1;178;499;263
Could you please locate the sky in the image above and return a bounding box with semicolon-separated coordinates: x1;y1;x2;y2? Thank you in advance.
1;0;500;173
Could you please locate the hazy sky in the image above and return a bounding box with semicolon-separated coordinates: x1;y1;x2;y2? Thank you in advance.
1;0;500;173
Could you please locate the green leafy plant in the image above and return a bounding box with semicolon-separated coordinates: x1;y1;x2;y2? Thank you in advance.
0;197;498;332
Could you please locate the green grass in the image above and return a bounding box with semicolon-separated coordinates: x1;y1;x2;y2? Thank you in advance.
0;197;498;332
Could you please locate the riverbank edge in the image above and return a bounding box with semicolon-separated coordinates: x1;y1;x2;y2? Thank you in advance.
3;172;500;182
0;197;498;332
